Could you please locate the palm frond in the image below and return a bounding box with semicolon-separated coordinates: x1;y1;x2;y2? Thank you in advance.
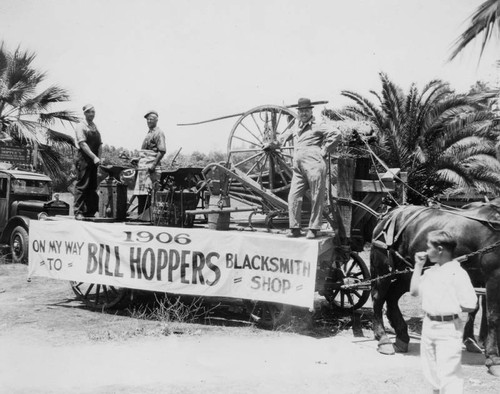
449;0;500;61
340;71;500;201
5;47;44;91
341;90;385;127
0;42;8;77
0;43;78;178
379;73;406;130
435;168;474;188
2;81;37;106
462;153;500;168
7;120;43;145
36;145;67;180
22;85;71;113
38;110;79;125
45;128;75;148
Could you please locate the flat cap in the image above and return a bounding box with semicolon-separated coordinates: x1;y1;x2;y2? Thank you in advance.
144;110;159;119
82;104;94;113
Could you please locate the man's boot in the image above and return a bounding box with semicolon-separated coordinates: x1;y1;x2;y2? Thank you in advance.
306;229;317;239
286;228;301;238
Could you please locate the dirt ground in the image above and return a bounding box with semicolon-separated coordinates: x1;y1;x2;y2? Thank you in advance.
1;259;499;394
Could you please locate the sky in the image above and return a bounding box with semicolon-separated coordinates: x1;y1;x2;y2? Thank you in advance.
1;0;499;155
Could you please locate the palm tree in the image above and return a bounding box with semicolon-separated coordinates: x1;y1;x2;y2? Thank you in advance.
337;72;500;203
449;0;500;61
0;43;78;179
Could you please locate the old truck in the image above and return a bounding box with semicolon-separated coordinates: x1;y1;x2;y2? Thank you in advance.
0;168;70;263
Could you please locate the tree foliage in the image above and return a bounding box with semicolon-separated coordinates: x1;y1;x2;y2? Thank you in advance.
95;146;227;191
0;42;78;180
100;145;226;170
449;0;500;62
331;72;500;203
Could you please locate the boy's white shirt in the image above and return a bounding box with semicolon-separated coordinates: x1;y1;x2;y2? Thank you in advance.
419;260;477;317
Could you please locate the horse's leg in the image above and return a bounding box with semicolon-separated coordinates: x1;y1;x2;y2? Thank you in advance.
463;307;477;339
370;245;396;355
479;295;488;347
372;277;393;355
463;298;483;353
385;276;410;353
484;271;500;377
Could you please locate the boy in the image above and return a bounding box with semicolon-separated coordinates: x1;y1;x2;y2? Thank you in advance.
410;230;477;393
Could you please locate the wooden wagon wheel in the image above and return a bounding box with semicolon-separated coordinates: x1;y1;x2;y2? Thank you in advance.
70;281;131;310
322;252;370;311
244;300;292;329
227;105;297;195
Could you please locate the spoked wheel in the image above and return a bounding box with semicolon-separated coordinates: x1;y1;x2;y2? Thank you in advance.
70;281;131;310
227;105;297;198
322;252;370;311
244;300;292;329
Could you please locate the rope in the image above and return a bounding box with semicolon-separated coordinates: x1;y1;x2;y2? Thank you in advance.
355;133;462;210
341;268;413;290
456;238;500;263
341;239;500;290
359;137;428;205
363;141;402;207
438;207;500;230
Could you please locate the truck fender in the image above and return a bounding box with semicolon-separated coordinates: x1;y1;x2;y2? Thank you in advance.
0;216;30;245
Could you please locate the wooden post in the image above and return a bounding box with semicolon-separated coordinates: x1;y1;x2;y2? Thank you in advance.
337;157;356;238
399;172;408;204
32;143;38;171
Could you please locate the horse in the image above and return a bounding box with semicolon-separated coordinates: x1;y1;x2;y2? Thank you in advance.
370;198;500;376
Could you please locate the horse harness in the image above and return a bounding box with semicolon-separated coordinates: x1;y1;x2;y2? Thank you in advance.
342;204;500;290
371;206;432;271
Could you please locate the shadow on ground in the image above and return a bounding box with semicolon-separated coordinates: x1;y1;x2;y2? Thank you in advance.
62;288;397;339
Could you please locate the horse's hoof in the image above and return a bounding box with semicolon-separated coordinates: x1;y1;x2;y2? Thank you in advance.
464;338;483;354
378;343;395;355
393;338;409;353
488;365;500;377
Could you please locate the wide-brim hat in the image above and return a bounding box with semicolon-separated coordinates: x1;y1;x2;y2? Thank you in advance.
144;110;159;119
297;97;314;110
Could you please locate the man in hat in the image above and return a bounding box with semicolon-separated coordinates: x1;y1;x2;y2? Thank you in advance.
74;104;102;219
280;98;341;239
133;110;166;215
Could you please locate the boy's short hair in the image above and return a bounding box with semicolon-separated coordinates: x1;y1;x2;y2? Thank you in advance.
427;230;457;253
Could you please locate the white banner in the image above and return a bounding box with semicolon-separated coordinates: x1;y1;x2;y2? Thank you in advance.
28;220;321;308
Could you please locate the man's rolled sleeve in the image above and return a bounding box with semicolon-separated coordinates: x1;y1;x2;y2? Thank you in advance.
74;123;87;146
156;132;166;153
322;125;342;154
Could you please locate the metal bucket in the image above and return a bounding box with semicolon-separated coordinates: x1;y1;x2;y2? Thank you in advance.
207;195;230;230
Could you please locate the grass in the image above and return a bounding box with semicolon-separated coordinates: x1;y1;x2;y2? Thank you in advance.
87;294;224;340
128;293;220;324
0;249;12;264
85;293;224;341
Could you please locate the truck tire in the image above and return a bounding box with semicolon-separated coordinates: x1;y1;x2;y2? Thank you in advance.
10;226;29;264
